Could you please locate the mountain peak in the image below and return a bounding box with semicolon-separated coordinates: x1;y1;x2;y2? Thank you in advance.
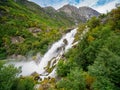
59;4;78;10
44;6;56;11
58;4;78;15
79;6;100;19
80;6;90;8
44;6;55;9
58;4;100;22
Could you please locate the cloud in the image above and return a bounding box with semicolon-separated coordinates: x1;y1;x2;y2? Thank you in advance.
93;0;120;13
28;0;120;13
76;0;99;7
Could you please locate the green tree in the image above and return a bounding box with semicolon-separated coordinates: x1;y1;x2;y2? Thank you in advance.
57;60;70;77
87;17;100;29
88;48;120;90
11;77;35;90
57;59;76;77
0;63;20;90
93;77;115;90
57;68;86;90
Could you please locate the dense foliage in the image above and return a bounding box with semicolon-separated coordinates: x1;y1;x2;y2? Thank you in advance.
0;61;36;90
0;62;20;90
55;7;120;90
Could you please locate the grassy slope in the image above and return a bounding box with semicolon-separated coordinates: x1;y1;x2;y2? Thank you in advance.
0;0;75;59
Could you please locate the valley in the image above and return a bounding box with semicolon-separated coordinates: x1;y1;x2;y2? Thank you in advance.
0;0;120;90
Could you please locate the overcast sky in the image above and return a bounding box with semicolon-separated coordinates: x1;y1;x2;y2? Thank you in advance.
28;0;120;13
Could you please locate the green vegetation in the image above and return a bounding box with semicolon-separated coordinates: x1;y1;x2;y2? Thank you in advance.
0;0;120;90
11;76;35;90
0;0;75;59
57;68;86;90
0;62;37;90
0;62;20;90
53;7;120;90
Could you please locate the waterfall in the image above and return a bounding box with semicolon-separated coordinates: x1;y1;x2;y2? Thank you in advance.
8;28;77;78
38;28;77;75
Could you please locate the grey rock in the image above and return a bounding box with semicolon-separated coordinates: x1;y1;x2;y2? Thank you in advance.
11;36;24;44
58;4;100;22
63;39;68;45
79;6;100;20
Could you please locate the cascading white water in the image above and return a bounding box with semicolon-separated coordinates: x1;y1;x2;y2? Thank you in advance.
8;28;77;77
38;28;77;75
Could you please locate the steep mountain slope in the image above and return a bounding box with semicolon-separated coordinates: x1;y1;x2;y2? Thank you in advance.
58;4;84;23
15;0;75;28
58;4;100;22
79;6;100;20
0;0;75;59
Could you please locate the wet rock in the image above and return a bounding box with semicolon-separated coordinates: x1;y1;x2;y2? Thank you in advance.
39;78;42;81
34;76;40;81
56;46;62;52
62;54;65;58
65;28;73;33
48;76;51;80
72;45;77;48
52;60;57;66
31;71;39;76
63;39;68;45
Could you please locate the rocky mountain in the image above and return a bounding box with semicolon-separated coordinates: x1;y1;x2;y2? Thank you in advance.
44;6;56;13
58;4;100;23
79;6;100;20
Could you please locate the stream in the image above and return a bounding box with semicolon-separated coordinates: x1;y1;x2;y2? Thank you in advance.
8;28;78;79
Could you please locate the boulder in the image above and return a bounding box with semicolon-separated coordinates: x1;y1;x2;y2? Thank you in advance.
56;46;62;52
63;39;68;45
31;71;39;76
11;36;24;44
34;76;40;81
28;27;42;33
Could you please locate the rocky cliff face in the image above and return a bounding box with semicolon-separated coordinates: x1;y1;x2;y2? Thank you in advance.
58;4;100;22
44;6;56;12
58;4;79;16
79;6;100;20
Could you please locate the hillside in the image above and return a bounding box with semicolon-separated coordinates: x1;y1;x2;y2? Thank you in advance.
0;0;75;59
0;0;100;59
0;0;120;90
